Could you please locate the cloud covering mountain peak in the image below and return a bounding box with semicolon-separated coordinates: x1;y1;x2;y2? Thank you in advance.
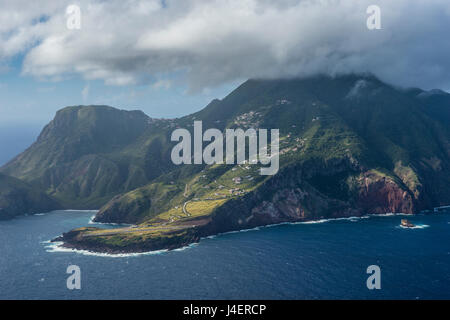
1;0;450;91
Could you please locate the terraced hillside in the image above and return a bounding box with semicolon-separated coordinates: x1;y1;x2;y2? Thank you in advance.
45;74;450;253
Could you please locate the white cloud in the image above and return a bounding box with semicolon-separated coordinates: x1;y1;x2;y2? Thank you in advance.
1;0;450;91
152;79;172;90
82;84;90;101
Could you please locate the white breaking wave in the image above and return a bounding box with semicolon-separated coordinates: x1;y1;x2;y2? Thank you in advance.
58;209;99;213
293;215;372;225
203;226;262;240
88;214;132;227
367;212;413;217
296;219;330;224
398;224;430;230
172;243;198;252
44;238;199;258
43;212;435;258
44;241;171;258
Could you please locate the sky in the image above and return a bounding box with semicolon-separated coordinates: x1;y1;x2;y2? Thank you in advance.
0;55;239;125
1;0;450;128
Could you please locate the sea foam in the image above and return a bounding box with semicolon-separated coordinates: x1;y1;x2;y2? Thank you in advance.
43;212;431;258
398;224;430;230
44;241;171;258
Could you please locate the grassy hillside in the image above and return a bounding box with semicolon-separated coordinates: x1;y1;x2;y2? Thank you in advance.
1;105;176;208
3;75;450;237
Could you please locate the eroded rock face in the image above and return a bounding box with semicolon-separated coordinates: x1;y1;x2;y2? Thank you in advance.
200;162;418;237
55;160;436;254
356;171;416;214
252;188;309;221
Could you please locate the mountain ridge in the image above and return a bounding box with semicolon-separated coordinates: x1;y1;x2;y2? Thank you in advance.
1;74;449;252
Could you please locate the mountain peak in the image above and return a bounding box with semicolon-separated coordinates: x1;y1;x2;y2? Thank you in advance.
1;74;449;215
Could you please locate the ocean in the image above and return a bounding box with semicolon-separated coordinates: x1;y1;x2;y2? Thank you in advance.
0;210;449;299
0;125;41;166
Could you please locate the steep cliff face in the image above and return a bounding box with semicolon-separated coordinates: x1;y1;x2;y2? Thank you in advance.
56;158;423;254
355;171;416;215
90;75;449;226
2;75;449;226
0;173;60;220
31;74;449;253
1;105;174;209
199;162;418;237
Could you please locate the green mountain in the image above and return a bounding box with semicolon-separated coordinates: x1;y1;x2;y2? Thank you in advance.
0;173;60;220
96;74;450;222
3;74;450;252
1;105;175;209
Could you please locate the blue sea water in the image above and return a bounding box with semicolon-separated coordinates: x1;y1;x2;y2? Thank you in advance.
0;210;449;300
0;125;41;166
